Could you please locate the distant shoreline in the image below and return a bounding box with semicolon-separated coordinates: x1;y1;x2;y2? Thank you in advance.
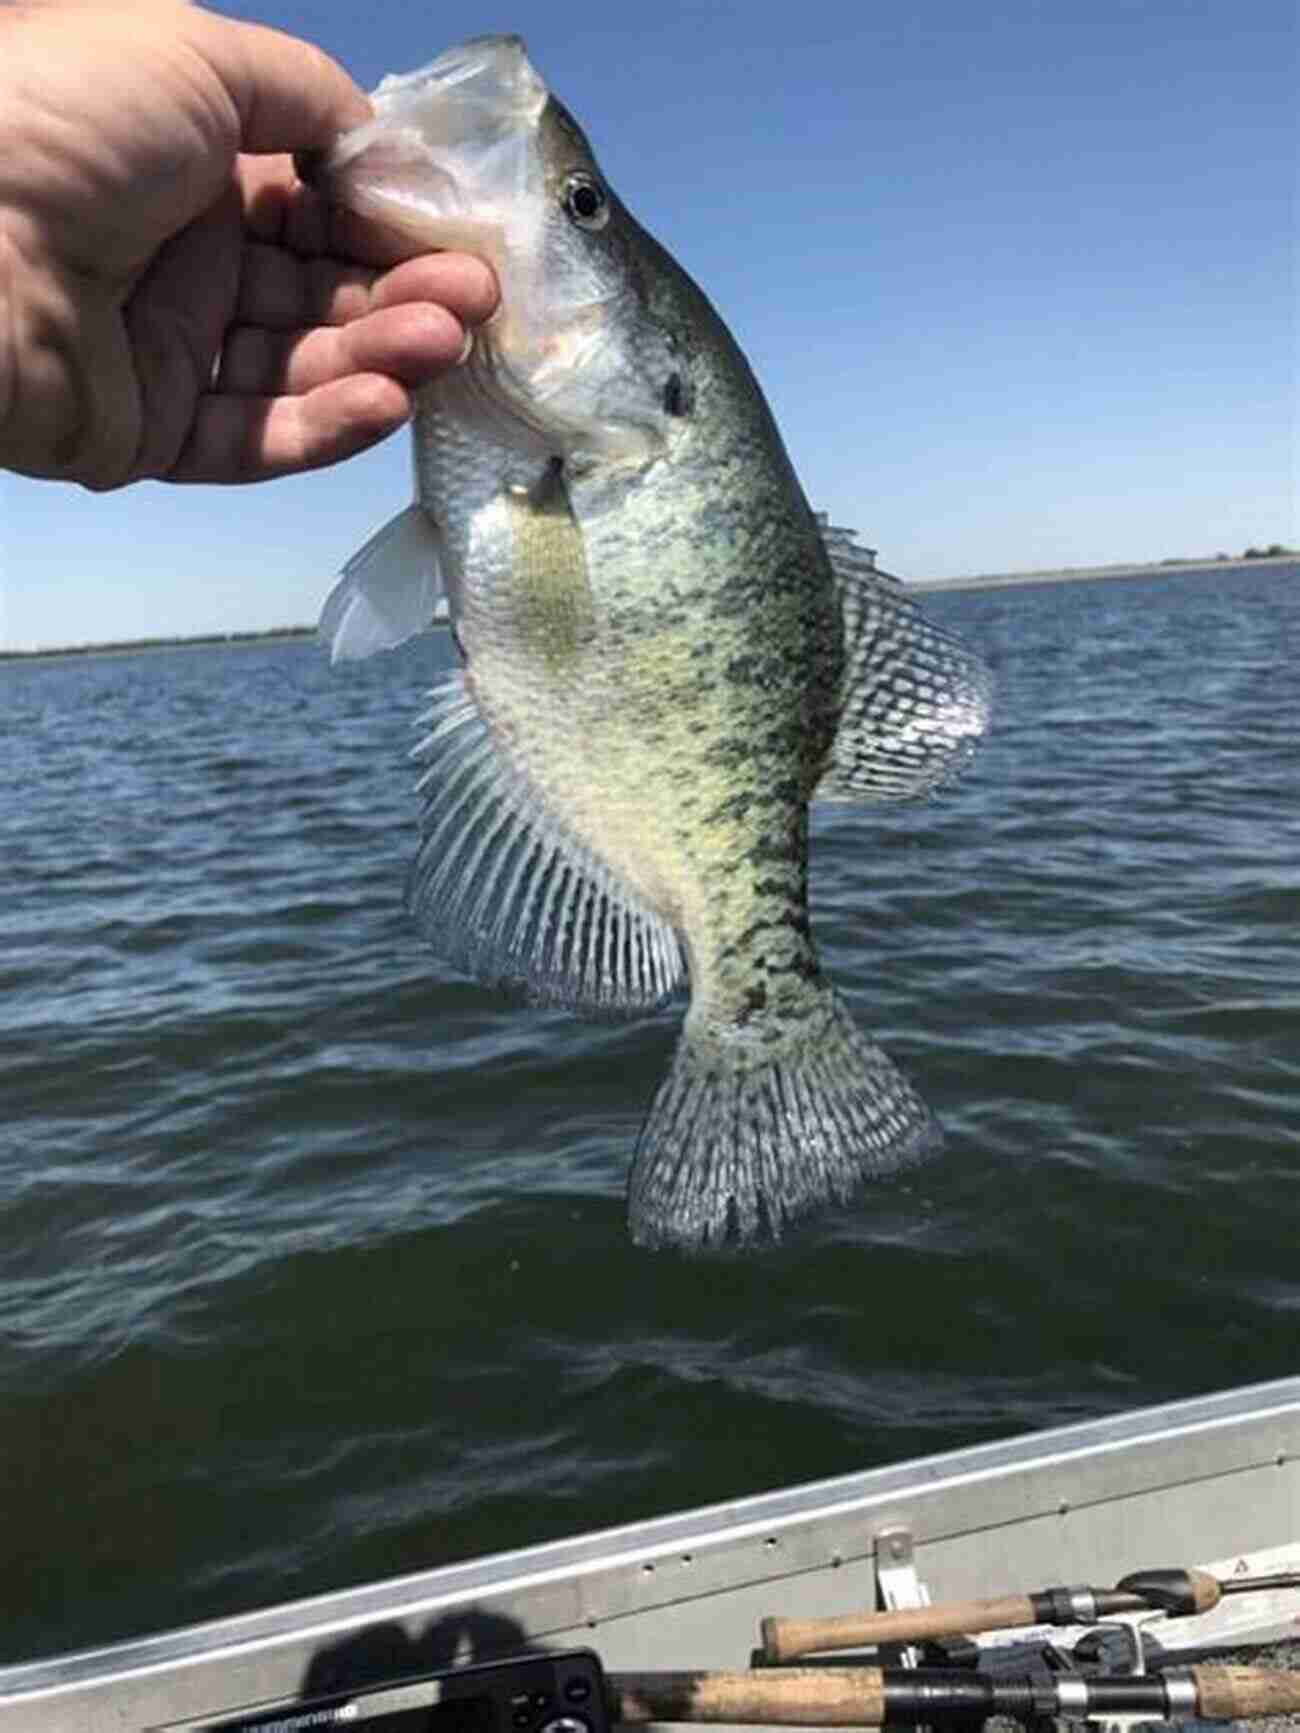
905;551;1296;592
2;554;1294;658
0;627;317;663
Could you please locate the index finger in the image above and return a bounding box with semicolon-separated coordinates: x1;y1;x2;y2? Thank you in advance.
234;244;498;332
237;147;463;274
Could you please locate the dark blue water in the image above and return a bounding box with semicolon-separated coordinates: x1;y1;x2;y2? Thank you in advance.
3;563;1297;1664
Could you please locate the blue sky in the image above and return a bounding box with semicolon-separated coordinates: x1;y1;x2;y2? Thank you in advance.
2;0;1295;649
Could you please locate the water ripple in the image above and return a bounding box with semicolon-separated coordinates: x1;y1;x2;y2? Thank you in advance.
1;565;1298;1660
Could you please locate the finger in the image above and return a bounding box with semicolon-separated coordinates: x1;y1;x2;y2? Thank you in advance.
167;376;411;485
235;157;503;322
238;155;367;260
238;155;329;252
237;242;376;328
183;12;371;151
369;254;499;326
217;302;470;396
236;243;498;332
236;157;402;264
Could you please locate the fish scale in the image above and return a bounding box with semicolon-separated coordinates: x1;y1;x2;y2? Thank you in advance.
310;35;992;1250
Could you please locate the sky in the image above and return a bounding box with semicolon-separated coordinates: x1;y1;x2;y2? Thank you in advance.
2;0;1295;650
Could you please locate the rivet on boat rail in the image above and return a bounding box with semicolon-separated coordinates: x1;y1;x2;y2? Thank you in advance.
877;1525;915;1567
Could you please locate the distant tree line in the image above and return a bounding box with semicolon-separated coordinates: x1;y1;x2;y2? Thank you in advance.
1221;544;1295;560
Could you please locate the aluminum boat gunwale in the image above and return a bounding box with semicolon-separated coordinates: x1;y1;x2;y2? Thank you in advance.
1;1375;1296;1730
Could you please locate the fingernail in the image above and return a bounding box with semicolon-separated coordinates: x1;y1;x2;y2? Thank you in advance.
456;328;475;365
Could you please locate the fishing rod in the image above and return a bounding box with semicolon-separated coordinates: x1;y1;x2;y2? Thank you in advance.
608;1663;1300;1726
760;1567;1300;1661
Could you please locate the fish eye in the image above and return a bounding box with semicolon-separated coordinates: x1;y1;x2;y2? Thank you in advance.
563;174;610;231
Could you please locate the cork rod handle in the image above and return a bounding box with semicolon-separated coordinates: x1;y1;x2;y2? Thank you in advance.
609;1669;887;1726
760;1595;1038;1660
1193;1666;1300;1719
608;1668;1300;1725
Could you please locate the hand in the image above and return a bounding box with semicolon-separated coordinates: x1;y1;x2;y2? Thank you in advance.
0;0;498;490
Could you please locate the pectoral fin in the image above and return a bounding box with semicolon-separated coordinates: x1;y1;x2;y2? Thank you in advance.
817;550;994;803
318;503;444;663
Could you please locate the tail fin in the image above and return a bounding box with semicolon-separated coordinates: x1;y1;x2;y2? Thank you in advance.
628;992;937;1252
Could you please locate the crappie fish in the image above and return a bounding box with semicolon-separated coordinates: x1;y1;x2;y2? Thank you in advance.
309;36;992;1251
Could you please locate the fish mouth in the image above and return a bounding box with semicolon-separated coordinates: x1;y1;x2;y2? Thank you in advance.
301;34;546;256
304;35;672;465
299;141;512;267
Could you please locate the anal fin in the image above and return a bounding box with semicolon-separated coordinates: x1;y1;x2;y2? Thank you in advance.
407;673;686;1013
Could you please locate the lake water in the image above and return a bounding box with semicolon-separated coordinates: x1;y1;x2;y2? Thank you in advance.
2;561;1297;1664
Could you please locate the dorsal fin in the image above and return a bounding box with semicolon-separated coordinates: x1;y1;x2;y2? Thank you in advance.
817;544;993;802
